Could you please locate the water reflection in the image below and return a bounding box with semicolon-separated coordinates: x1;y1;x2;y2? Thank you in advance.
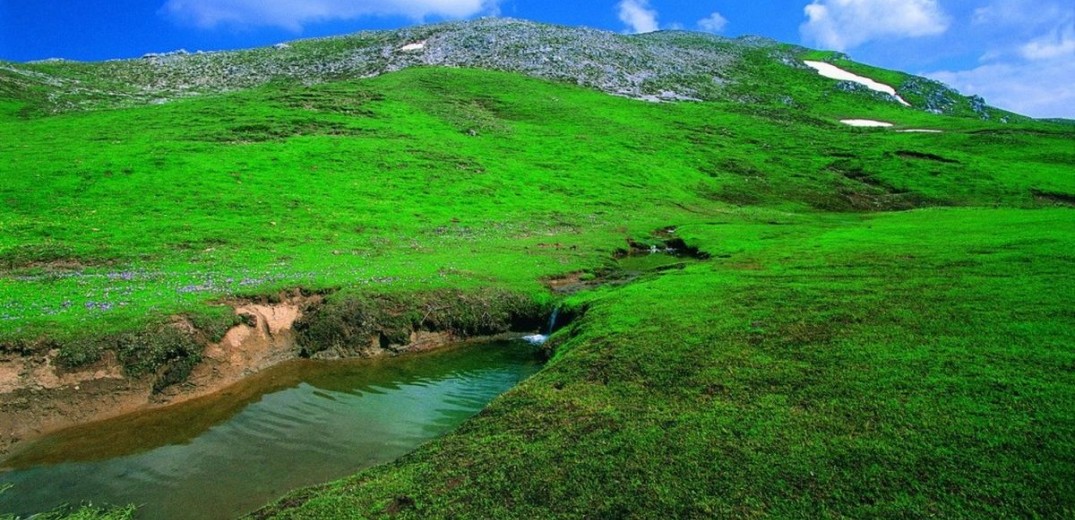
0;341;540;520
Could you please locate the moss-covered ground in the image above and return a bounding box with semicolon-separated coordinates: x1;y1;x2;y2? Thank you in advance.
2;51;1073;517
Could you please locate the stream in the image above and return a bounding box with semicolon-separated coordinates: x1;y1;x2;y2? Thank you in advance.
0;340;541;519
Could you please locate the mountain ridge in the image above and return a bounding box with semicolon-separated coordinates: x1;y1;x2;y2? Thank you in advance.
0;18;1013;121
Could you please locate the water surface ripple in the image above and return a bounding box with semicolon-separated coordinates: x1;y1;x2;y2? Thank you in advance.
0;341;540;519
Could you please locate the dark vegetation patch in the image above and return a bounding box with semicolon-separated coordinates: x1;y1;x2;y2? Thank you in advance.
269;84;385;116
58;325;208;394
684;123;732;145
617;235;711;261
970;127;1068;137
130;334;199;393
228;286;332;306
816;159;939;211
1032;189;1075;207
696;180;767;207
544;231;710;296
893;150;960;164
200;118;366;143
0;243;105;271
294;289;550;357
701;158;765;179
829;159;903;191
0;337;57;357
41;308;240;393
385;495;416;515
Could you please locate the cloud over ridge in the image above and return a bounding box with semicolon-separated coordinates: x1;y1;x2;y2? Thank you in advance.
925;4;1075;119
698;12;728;34
162;0;499;30
801;0;949;51
617;0;659;34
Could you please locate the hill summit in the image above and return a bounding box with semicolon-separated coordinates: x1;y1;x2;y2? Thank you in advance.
2;18;1004;119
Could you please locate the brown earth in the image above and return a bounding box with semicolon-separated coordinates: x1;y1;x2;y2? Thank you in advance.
542;271;598;295
0;294;465;460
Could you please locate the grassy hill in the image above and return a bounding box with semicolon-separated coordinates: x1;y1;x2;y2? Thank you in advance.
1;19;1073;519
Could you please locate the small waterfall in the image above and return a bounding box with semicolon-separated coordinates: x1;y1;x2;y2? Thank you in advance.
524;306;561;346
546;306;560;335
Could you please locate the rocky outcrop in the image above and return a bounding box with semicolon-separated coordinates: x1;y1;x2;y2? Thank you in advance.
4;18;751;112
4;18;1007;118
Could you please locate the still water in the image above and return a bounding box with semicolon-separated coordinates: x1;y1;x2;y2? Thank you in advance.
0;341;541;519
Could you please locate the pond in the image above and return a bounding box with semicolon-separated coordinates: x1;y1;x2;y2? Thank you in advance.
0;340;541;519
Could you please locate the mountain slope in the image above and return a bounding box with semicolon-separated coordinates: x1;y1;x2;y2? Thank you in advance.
1;66;1070;342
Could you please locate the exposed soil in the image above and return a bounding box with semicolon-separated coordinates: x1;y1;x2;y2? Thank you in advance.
0;356;149;458
169;299;313;400
0;293;474;460
542;272;595;295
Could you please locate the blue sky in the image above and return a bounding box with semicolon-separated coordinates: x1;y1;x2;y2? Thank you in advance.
1;0;1072;118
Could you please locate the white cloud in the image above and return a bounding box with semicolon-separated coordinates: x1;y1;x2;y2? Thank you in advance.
617;0;659;34
162;0;500;31
972;0;1068;27
923;3;1074;118
927;58;1075;119
697;12;728;34
801;0;950;51
1019;23;1075;60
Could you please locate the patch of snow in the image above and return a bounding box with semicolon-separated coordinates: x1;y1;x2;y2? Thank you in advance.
804;61;911;107
897;129;943;133
635;91;700;104
522;334;548;345
657;90;701;102
840;119;894;127
400;41;427;52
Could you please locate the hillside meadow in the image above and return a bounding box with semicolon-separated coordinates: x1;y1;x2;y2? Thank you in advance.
1;38;1074;519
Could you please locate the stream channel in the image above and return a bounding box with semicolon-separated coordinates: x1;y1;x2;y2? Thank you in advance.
0;340;542;519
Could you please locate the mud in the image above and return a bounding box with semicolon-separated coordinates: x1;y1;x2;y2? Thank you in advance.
542;272;593;294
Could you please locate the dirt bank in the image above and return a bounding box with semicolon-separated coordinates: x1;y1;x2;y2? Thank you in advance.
0;293;480;459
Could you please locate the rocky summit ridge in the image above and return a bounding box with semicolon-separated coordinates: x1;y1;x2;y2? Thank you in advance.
1;17;1002;119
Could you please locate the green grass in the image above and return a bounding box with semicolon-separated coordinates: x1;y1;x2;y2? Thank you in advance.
2;506;135;520
2;50;1074;518
254;208;1075;518
3;67;1069;347
0;485;135;520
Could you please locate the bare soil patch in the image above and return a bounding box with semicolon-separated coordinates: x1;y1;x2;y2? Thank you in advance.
0;292;475;459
